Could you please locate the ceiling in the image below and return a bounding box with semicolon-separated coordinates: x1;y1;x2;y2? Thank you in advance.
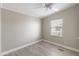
2;3;77;18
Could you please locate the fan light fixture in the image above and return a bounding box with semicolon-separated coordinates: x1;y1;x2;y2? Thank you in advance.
36;3;59;11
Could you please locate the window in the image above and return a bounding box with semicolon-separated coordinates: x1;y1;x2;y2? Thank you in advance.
50;19;63;37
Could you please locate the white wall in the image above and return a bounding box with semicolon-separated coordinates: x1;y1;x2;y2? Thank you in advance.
1;8;42;52
42;4;79;50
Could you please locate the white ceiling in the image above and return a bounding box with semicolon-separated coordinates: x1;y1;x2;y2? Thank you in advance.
2;3;77;18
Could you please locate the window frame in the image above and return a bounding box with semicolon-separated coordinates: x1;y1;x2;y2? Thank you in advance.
49;19;64;37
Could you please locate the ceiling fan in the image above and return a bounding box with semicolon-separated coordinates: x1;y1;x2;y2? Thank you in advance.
35;3;59;11
36;3;54;10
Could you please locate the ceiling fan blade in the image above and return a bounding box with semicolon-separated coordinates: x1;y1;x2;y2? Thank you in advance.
34;3;55;10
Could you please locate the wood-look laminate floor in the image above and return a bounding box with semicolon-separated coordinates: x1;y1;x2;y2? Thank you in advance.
5;41;79;56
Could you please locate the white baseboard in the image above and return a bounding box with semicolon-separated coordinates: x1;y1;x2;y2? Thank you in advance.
43;39;79;53
0;40;42;56
1;39;79;56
